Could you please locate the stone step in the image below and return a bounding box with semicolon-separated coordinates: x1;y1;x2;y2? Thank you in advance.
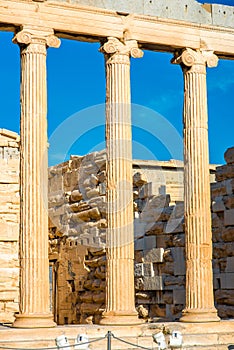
0;322;233;350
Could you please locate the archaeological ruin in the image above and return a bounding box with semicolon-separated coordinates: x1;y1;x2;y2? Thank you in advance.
0;0;234;348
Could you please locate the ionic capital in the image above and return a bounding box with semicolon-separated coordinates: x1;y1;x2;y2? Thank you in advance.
13;26;60;49
100;37;143;60
172;48;218;73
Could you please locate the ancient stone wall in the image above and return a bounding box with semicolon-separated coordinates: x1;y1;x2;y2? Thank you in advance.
134;149;234;321
49;233;91;324
211;147;234;319
48;151;107;323
134;195;185;321
0;129;20;323
0;136;233;325
48;148;234;324
48;150;107;247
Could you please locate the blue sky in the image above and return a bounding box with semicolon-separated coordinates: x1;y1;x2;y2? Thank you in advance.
0;0;233;166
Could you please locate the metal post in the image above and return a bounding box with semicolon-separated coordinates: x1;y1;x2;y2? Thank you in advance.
107;331;112;350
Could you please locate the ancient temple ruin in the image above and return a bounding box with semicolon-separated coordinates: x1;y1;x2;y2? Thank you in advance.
47;150;234;325
0;0;234;348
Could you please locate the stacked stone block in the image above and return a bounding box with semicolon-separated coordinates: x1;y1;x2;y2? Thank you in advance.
77;248;106;324
49;231;91;325
48;148;234;324
134;188;185;321
0;129;20;323
48;150;107;248
211;147;234;319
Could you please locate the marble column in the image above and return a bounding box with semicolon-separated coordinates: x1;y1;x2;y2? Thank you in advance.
173;48;220;322
13;27;60;328
100;37;143;325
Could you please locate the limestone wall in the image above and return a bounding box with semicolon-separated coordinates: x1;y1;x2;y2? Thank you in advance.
0;129;20;323
211;147;234;319
48;149;233;324
134;149;234;321
48;150;107;247
0;129;233;325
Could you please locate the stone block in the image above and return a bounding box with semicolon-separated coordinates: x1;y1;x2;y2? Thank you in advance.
211;179;234;199
144;248;164;263
171;202;184;218
224;147;234;165
88;196;106;214
143;276;163;291
70;208;101;223
172;233;185;247
144;235;156;250
162;291;173;304
212;196;225;212
0;222;19;241
148;194;170;208
217;305;234;319
134;220;146;239
97;171;106;183
0;253;19;268
99;183;106;195
49;173;63;193
220;273;234;289
0;159;19;184
171;247;185;275
134;198;145;212
222;226;234;242
145;221;164;235
139;183;150;199
165;218;184;233
0;290;19;302
223;194;234;209
143;263;154;277
164;275;185;290
70;190;83;202
70;202;90;213
157;206;173;221
226;256;234;273
213;242;234;259
133;172;147;187
4;301;19;313
215;289;234;306
134;263;143;277
212;213;223;228
224;209;234;226
86;188;100;199
149;304;166;318
0;311;15;323
173;289;185;304
156;234;169;249
134;237;144;251
216;164;234;182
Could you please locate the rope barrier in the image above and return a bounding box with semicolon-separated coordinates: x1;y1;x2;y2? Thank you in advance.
0;331;157;350
0;335;107;350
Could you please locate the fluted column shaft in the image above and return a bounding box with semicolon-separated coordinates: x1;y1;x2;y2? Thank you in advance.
13;27;60;328
173;48;219;322
100;37;143;325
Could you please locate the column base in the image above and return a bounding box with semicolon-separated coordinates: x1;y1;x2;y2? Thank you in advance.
13;313;56;328
100;311;143;325
180;308;220;323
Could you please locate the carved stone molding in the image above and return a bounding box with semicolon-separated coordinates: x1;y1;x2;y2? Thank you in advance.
173;48;218;73
13;26;60;48
100;37;143;63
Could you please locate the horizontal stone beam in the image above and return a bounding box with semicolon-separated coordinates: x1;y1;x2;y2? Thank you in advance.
1;1;234;58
